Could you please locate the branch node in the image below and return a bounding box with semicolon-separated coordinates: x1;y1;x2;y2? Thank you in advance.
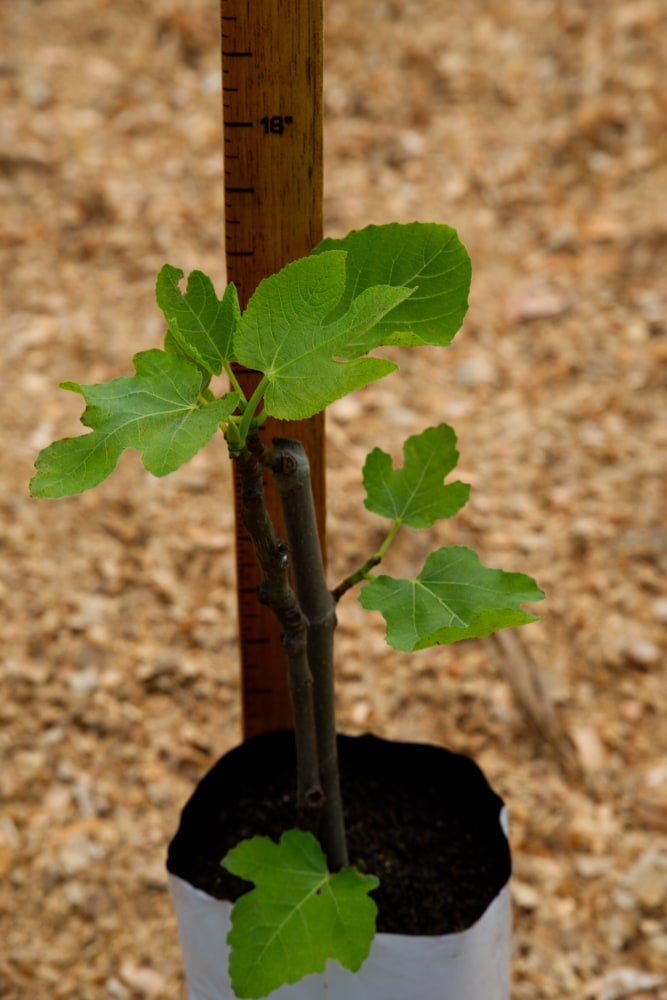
278;453;298;476
275;539;290;568
305;785;326;809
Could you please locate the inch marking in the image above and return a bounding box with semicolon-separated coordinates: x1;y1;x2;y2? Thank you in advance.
260;115;294;135
227;187;255;193
222;51;253;57
226;121;254;128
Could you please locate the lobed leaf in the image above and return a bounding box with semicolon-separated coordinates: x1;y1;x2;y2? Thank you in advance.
222;830;379;999
363;424;470;528
156;264;240;375
359;545;544;651
234;251;411;420
30;350;239;498
311;222;471;347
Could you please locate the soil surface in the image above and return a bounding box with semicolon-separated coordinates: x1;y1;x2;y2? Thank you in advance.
167;731;511;935
1;1;666;998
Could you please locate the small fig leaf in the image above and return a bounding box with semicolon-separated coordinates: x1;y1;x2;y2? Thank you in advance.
222;830;379;999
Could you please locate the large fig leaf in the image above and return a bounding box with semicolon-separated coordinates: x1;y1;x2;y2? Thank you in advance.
360;545;544;651
311;222;471;348
234;251;411;420
30;350;238;497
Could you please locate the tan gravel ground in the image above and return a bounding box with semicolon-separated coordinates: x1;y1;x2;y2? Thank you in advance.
1;1;666;997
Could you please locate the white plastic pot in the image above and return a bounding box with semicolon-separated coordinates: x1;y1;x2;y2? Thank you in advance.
169;859;510;999
167;733;512;1000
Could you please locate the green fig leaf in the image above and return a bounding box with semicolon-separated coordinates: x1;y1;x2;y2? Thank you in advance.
311;222;471;347
222;830;379;999
363;424;470;528
30;350;239;498
360;546;544;651
234;251;412;420
156;264;240;375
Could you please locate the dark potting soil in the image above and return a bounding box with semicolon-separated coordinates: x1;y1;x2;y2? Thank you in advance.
167;731;511;936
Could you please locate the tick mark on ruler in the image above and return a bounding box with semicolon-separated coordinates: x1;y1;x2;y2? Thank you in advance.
223;51;253;58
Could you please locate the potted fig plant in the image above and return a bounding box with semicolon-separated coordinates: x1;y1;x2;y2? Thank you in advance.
31;221;543;999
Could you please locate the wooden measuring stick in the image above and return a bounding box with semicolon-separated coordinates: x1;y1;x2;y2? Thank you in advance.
220;0;325;739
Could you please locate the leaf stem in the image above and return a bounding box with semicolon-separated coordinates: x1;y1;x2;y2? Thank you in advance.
223;417;242;450
377;519;402;558
332;519;402;602
224;363;246;405
237;376;268;444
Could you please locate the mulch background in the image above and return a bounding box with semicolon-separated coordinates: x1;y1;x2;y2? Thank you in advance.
1;1;665;997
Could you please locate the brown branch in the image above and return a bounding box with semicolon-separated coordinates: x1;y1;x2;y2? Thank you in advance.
233;444;323;824
270;437;349;871
331;555;382;602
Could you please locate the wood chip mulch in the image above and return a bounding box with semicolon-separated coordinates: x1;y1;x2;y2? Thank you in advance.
1;1;665;997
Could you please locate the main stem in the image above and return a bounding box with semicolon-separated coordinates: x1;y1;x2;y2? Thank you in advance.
267;437;349;871
233;445;323;826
